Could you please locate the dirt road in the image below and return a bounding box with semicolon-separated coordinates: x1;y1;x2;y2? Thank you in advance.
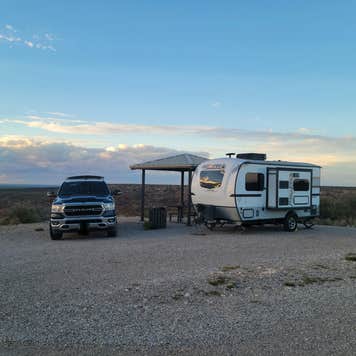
1;219;356;355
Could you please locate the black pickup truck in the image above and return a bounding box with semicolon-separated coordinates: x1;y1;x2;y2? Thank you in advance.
48;175;120;240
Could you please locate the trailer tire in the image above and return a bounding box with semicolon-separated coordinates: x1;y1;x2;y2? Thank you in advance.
205;222;216;231
284;213;298;232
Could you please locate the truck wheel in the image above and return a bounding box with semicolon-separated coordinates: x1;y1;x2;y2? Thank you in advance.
284;213;298;232
107;226;117;237
50;226;63;240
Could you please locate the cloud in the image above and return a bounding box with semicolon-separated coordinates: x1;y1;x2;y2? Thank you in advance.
0;136;208;184
0;25;56;51
5;115;356;166
25;115;84;123
4;114;323;140
3;112;356;185
5;24;15;31
44;112;74;118
0;133;355;186
211;101;221;108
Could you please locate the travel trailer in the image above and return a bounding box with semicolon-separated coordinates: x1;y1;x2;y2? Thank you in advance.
191;153;321;231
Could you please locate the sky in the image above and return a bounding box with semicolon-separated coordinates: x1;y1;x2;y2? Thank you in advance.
1;0;356;185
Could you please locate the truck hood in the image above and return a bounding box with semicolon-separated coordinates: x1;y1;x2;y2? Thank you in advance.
53;195;113;204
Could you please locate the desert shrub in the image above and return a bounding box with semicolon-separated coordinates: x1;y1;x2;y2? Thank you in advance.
0;206;42;225
319;194;356;227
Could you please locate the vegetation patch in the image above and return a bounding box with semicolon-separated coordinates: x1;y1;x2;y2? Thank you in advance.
318;191;356;227
301;276;322;285
284;274;343;287
0;206;42;225
225;281;237;289
284;281;297;287
172;292;184;300
204;290;221;297
250;299;263;304
221;265;240;272
345;253;356;262
207;274;226;286
311;263;330;270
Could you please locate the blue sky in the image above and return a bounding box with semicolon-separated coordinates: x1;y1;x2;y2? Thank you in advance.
1;1;356;185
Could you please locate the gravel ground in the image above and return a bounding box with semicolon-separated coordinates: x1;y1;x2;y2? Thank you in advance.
1;218;356;355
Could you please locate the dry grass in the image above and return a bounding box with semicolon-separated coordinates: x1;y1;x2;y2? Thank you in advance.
1;185;356;226
0;206;42;225
318;187;356;227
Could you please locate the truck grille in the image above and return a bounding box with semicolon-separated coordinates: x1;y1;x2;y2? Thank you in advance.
64;205;103;216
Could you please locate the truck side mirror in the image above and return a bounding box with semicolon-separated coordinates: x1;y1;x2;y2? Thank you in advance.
47;191;57;198
112;189;122;196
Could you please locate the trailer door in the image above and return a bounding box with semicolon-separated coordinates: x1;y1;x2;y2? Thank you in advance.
278;170;312;209
267;168;312;209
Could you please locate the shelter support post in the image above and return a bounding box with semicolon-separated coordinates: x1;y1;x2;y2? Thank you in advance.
180;171;184;222
187;170;192;226
140;169;145;221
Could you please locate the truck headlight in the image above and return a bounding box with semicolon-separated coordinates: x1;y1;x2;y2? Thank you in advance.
51;204;64;213
103;202;115;211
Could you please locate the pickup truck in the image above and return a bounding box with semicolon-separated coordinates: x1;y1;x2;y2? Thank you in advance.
48;175;120;240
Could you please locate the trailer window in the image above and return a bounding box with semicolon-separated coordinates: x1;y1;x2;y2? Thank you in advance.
200;170;224;189
293;179;309;191
279;180;289;189
245;173;264;191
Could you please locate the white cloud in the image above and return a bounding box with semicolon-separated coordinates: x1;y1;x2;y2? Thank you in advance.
211;101;221;108
0;136;208;184
5;24;15;31
24;40;34;48
6;114;356;165
44;111;74;118
0;25;56;51
25;115;84;123
3;112;356;185
44;33;55;41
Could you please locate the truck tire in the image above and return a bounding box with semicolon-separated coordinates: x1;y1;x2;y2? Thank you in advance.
107;226;117;237
284;213;298;232
50;226;63;240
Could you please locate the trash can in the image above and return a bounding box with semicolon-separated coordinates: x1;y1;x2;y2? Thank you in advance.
149;207;167;229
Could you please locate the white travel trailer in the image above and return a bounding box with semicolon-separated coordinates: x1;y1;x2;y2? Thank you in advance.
191;153;321;231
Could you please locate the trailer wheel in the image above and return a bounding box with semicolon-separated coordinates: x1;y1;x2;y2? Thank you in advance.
284;213;298;232
205;222;216;231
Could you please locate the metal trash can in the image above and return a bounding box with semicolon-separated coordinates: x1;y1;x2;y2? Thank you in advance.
149;207;167;229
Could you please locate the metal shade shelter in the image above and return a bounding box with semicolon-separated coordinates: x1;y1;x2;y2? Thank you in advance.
130;153;208;225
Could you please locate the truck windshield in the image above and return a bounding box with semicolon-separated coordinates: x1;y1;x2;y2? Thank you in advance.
59;181;110;196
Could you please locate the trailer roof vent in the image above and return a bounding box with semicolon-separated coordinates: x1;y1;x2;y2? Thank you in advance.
236;153;267;161
226;152;236;158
